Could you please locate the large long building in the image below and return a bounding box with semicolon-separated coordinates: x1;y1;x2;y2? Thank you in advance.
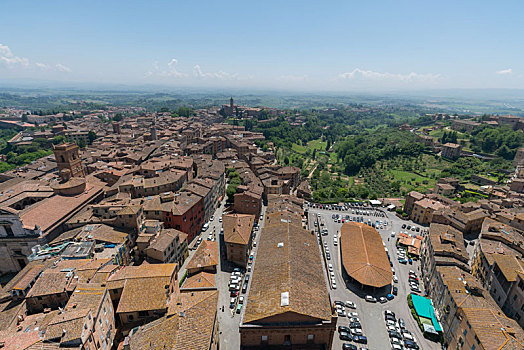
239;210;336;349
340;222;393;289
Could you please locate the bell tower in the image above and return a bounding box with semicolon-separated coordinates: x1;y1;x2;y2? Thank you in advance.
53;143;86;181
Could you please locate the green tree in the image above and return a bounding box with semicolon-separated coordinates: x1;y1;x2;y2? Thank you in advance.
87;131;97;145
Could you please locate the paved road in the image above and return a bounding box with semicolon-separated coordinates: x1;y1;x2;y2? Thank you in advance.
308;205;440;350
216;202;267;350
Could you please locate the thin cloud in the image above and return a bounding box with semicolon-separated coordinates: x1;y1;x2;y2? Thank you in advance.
55;63;72;73
496;68;512;75
339;68;441;82
145;58;187;78
0;43;71;72
0;43;29;66
35;62;50;70
193;64;239;80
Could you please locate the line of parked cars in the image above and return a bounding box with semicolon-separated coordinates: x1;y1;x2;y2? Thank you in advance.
307;201;386;218
384;310;420;349
229;268;249;314
408;270;421;294
336;301;368;350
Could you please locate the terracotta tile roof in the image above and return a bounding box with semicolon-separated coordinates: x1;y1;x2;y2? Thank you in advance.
186;240;218;271
27;270;72;298
242;212;332;324
340;222;393;288
75;223;129;244
222;213;255;245
116;276;171;314
129;290;218;350
147;229;186;252
428;223;469;262
20;183;103;233
12;265;44;291
44;307;89;344
492;254;524;282
181;272;216;291
107;263;177;285
461;308;524;350
65;283;106;312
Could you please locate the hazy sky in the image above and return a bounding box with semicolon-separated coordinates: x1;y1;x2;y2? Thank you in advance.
1;0;523;91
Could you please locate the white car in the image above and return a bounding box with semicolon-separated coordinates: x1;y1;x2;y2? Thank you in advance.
390;337;402;346
328;263;333;272
393;276;398;283
350;328;362;335
349;317;360;323
210;216;214;221
403;333;415;341
331;282;337;289
329;271;335;279
219;217;222;223
386;320;396;327
348;312;358;318
346;301;356;309
392;345;403;350
387;325;398;332
365;295;377;303
238;296;244;304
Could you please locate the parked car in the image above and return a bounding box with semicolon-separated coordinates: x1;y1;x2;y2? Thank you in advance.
365;295;377;303
339;331;352;341
346;301;356;309
388;330;402;339
385;310;395;317
398;318;406;329
236;304;242;314
353;335;368;344
348;312;359;318
342;344;357;350
350;328;363;336
349;322;362;329
379;297;387;303
392;286;398;295
338;326;351;333
404;340;420;349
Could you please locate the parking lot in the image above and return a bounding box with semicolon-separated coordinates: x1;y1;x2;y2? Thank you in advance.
307;202;440;350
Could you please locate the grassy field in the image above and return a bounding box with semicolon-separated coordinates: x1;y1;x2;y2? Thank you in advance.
291;138;328;154
388;169;436;193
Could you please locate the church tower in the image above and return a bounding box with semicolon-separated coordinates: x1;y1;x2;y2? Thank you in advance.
53;143;86;181
230;97;234;109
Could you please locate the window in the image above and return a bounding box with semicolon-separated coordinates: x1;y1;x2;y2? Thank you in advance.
514;294;518;301
128;315;134;321
463;329;468;336
139;311;148;317
261;336;268;344
284;335;291;345
4;225;14;237
307;334;314;343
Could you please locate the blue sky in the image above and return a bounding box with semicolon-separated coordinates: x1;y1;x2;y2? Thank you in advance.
1;0;523;91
